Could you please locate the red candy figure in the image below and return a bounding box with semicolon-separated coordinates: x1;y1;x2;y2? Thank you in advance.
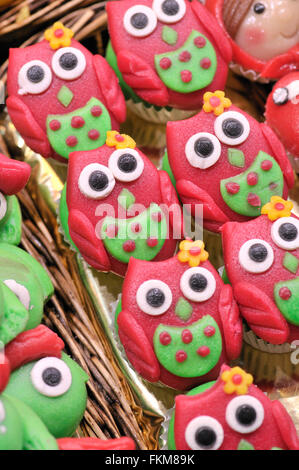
7;22;126;162
116;240;242;390
166;91;294;232
265;72;299;173
57;437;135;450
169;364;299;450
206;0;299;81
106;0;232;109
65;132;182;276
0;153;30;195
222;197;299;345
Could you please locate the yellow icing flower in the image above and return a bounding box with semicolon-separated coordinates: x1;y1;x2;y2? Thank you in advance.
203;90;232;116
221;366;253;395
261;196;293;221
177;240;209;267
106;131;136;150
44;22;74;50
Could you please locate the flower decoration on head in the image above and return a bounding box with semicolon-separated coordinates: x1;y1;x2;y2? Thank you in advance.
106;131;136;150
261;196;293;221
221;366;253;395
177;240;209;267
44;22;74;50
203;90;232;116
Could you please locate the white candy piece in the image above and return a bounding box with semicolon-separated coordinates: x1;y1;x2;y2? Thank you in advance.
52;47;86;80
214;111;250;146
185;132;221;169
136;279;172;316
18;60;52;95
180;267;216;302
226;395;264;434
185;416;224;450
30;357;72;397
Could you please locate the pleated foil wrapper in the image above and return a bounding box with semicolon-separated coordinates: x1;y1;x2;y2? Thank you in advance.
2;110;299;449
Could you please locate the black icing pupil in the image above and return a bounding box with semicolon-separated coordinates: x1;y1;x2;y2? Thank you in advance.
88;171;109;191
194;138;214;158
42;367;62;387
254;2;265;14
189;273;208;292
222;119;244;139
146;288;165;308
131;12;148;29
236;405;257;426
27;65;45;83
249;243;268;263
195;427;217;448
59;52;78;70
162;0;179;16
279;223;298;241
118;154;137;173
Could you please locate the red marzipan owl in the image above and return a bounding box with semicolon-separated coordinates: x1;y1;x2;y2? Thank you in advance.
66;132;182;276
222;198;299;345
166;93;294;232
106;0;232;109
169;364;299;450
116;241;242;390
6;22;126;163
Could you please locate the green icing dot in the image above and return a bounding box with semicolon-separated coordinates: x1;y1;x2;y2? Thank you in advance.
153;316;222;378
46;97;111;160
274;278;299;325
175;297;192;321
57;85;74;107
228;148;245;168
118;188;136;210
220;151;284;217
155;30;217;94
162;26;178;46
237;440;255;450
283;252;299;274
101;204;167;263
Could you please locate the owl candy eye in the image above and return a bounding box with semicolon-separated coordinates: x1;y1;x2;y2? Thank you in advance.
271;217;299;251
214;111;250;146
152;0;186;23
52;47;86;80
78;163;115;199
226;395;264;434
0;193;7;221
3;280;30;310
30;357;72;397
123;5;157;37
239;239;274;273
185;132;221;169
108;148;144;182
18;60;52;95
136;279;172;316
185;416;224;450
273;87;289;106
180;267;216;302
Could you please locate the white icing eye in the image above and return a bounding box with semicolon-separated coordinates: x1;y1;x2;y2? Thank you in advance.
30;357;72;397
152;0;186;23
0;401;5;423
271;217;299;251
136;279;172;316
4;280;30;310
185;416;224;450
214;111;250;146
0;193;7;221
18;60;52;95
108;148;144;182
78;163;115;199
273;87;289;106
52;47;86;80
123;5;157;37
185;132;221;169
226;395;264;434
239;239;274;273
180;267;216;302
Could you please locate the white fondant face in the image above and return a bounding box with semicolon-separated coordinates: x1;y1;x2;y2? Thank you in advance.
235;0;299;62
